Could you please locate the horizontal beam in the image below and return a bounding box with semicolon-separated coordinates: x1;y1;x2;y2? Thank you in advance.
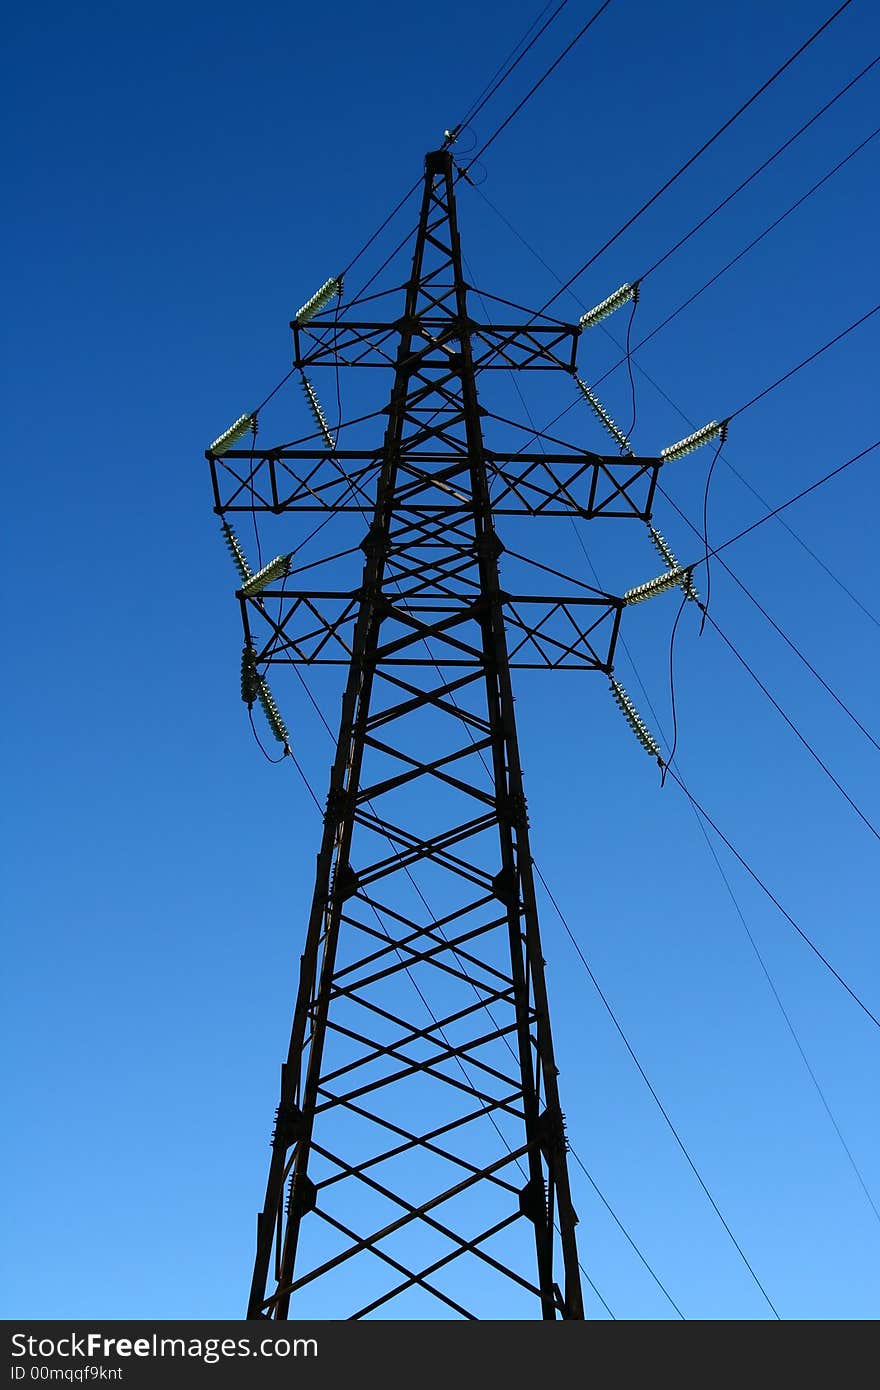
209;449;661;520
291;318;579;372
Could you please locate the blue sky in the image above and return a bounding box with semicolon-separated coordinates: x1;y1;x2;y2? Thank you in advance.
2;0;879;1319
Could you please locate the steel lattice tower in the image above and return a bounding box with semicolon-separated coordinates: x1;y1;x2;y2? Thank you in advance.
209;149;668;1319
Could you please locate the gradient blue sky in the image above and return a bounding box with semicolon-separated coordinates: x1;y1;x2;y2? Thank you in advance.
3;0;879;1320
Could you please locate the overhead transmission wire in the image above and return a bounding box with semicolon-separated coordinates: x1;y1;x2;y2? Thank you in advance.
662;767;880;1033
638;52;880;284
567;511;878;1228
451;0;863;382
344;0;578;293
454;3;863;441
510;284;880;652
568;524;880;1230
659;481;880;756
451;0;573;137
457;62;880;632
469;79;880;440
462;115;880;639
462;0;617;172
698;607;880;847
566;523;880;1249
596;121;880;393
518;535;880;1030
343;0;585;309
704;439;880;564
529;0;858;321
687;802;880;1229
727;302;880;421
584;566;880;1236
612;337;880;629
532;860;781;1319
341;0;576;282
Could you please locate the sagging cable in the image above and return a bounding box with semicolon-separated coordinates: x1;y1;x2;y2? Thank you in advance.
576;377;632;454
210;413;256;456
300;373;336;450
660;419;726;464
648;525;700;603
241;645;290;747
578;281;639;331
625;566;694;605
609;676;663;765
221;520;252;585
240;554;293;597
294;277;343;325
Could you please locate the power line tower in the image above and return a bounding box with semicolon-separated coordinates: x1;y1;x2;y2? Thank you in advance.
209;148;668;1319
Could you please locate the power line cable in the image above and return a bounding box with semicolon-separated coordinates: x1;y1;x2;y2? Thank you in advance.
638;54;880;283
465;150;880;629
531;859;782;1319
454;0;572;135
729;301;880;421
699;607;880;847
464;1;617;170
469;244;867;1112
662;766;880;1031
658;481;880;755
502;151;880;446
703;440;880;565
341;0;579;291
573;526;880;1231
687;803;880;1228
552;529;880;1030
592;124;880;397
532;0;857;318
568;1150;687;1318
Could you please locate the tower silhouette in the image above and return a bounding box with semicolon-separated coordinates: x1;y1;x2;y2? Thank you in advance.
209;148;666;1319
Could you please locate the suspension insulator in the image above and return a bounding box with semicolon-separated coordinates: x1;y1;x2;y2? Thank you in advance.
210;413;256;456
221;520;252;584
575;377;632;454
294;277;343;325
578;282;638;331
647;525;700;603
609;677;662;761
241;645;261;705
648;524;679;571
257;678;289;746
300;375;335;450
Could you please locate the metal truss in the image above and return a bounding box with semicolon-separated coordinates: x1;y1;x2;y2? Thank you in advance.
211;148;650;1321
210;445;660;520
